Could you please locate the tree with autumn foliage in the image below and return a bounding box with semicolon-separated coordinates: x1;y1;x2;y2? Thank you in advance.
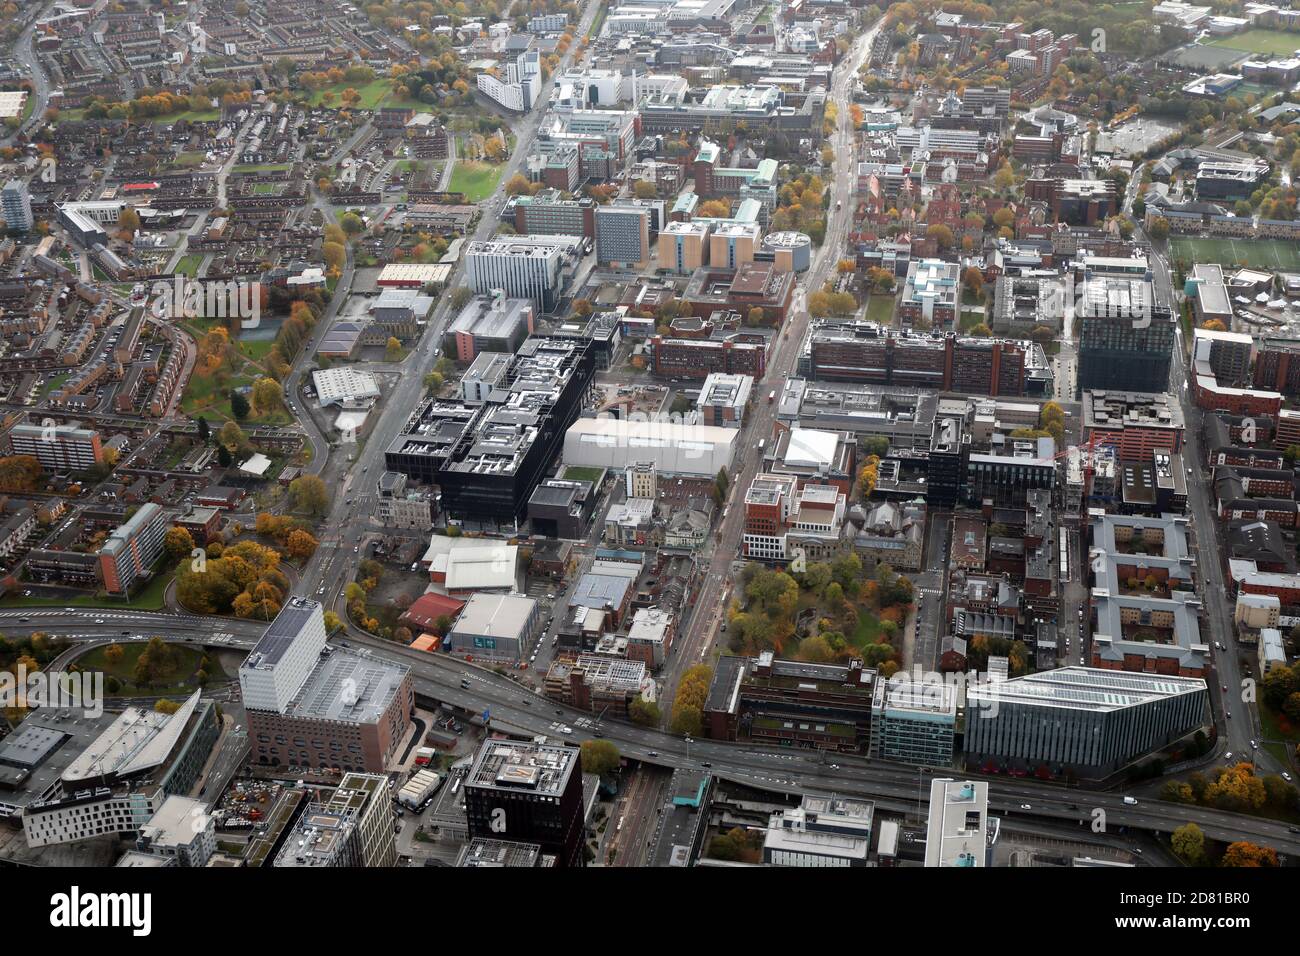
1221;841;1278;867
858;454;881;501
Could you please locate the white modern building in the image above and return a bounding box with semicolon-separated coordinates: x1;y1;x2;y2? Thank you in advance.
763;794;874;867
563;417;738;477
477;50;542;112
238;598;328;713
135;795;216;866
464;236;583;312
924;779;990;867
312;367;381;406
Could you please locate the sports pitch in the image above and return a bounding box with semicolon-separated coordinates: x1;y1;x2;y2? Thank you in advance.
1205;28;1300;56
1169;236;1300;272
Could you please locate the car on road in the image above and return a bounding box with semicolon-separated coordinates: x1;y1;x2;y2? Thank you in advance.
1221;684;1228;692
647;751;658;757
1251;739;1258;749
17;617;28;623
1225;752;1233;761
95;619;104;625
1019;803;1032;810
1283;772;1293;782
559;725;572;735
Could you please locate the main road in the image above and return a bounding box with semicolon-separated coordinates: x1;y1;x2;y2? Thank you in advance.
1148;234;1273;769
5;604;1298;856
290;0;605;610
660;17;883;712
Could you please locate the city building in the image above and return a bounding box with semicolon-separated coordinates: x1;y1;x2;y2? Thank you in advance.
868;678;957;767
464;236;584;312
963;667;1210;779
98;502;168;595
703;652;875;751
476;49;542;112
444;293;535;364
595;203;653;267
134;795;216;867
1076;272;1175;397
802;321;1042;397
658;221;712;273
696;372;753;428
924;779;991;867
463;739;585;867
386;338;596;524
241;599;413;773
274;773;396;867
899;259;959;329
7;422;104;470
1088;512;1207;677
763;795;875;867
542;653;649;718
742;473;848;563
445;592;542;662
564;417;737;478
1;179;33;233
1081;390;1185;459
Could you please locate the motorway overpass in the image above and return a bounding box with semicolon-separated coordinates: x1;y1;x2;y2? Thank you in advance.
2;606;1296;857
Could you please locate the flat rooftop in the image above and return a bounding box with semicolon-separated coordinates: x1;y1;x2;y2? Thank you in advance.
467;740;579;797
284;651;409;725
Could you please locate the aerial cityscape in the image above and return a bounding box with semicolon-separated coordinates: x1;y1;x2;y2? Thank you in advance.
0;0;1294;899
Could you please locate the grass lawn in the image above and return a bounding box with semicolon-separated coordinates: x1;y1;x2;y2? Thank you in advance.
172;151;208;167
1206;28;1300;56
1170;235;1300;271
849;609;886;647
959;310;986;332
306;78;394;111
448;161;504;203
174;254;205;277
865;294;895;324
78;640;208;697
251;183;280;195
560;465;606;484
39;373;70;397
2;570;173;612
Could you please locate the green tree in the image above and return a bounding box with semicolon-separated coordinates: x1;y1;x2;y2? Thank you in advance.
579;739;622;776
1171;822;1205;865
289;475;329;516
628;697;661;727
229;389;250;419
164;526;195;563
